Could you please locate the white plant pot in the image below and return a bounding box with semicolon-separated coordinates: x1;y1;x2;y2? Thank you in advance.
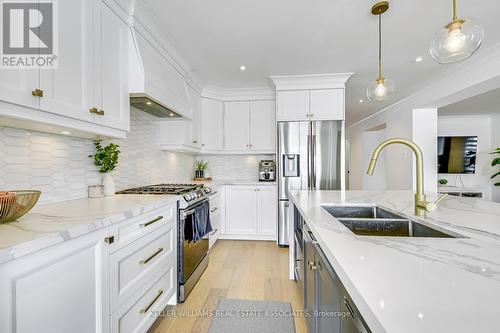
102;173;116;196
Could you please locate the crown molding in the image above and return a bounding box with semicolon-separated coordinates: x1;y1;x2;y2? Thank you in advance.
201;86;275;102
270;73;354;91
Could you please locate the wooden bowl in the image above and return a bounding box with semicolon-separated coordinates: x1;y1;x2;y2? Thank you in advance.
0;190;41;223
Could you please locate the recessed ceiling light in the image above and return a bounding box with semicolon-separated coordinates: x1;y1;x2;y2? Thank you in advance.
146;101;152;105
240;65;246;71
61;131;71;135
414;56;424;63
169;113;175;117
359;99;364;103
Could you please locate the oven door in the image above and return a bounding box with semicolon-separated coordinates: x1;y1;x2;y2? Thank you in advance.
179;201;209;285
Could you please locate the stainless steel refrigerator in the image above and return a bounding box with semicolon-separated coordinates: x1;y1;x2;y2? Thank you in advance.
277;121;343;246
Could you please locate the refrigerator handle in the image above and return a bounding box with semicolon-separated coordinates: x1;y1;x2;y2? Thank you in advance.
307;134;312;190
312;134;317;189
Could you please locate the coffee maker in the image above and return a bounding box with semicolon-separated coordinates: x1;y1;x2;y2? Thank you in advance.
259;160;276;182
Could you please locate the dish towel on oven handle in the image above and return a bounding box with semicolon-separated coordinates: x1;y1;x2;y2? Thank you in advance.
185;201;213;243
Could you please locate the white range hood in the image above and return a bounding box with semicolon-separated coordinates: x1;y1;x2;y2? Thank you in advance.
128;29;191;119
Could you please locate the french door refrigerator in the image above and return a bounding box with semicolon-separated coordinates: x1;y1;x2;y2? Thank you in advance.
277;121;343;246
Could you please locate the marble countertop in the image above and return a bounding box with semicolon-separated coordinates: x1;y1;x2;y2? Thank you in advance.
289;190;500;333
0;194;179;265
196;179;276;188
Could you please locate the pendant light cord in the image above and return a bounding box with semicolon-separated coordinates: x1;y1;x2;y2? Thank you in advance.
452;0;457;20
378;14;382;80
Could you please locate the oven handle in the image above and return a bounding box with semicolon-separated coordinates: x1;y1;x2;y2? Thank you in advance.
181;199;209;220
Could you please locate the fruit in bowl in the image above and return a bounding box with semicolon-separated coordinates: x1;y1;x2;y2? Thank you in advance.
0;190;41;223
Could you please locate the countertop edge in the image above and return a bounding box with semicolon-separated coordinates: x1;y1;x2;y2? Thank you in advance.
0;195;180;265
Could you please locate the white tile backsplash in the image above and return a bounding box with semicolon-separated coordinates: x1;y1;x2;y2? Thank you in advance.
0;109;195;204
197;154;275;181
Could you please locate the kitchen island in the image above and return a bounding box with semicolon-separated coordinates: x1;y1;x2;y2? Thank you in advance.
289;190;500;333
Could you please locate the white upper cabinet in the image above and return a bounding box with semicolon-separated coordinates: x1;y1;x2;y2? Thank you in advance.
224;101;250;151
276;89;344;121
223;100;275;153
0;68;39;111
201;98;224;151
188;85;202;148
92;0;130;131
272;73;352;122
39;0;93;124
276;90;310;121
309;89;344;120
0;0;131;138
250;100;275;151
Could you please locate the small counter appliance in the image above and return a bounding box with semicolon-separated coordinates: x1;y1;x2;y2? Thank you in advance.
259;160;276;182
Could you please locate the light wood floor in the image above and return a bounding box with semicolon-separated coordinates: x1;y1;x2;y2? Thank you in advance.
149;240;307;333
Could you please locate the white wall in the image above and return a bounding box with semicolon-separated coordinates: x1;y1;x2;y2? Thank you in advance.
492;114;500;202
413;108;438;195
362;129;387;190
438;116;492;201
0;109;195;204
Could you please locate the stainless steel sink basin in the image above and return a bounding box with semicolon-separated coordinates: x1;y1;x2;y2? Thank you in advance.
322;205;459;238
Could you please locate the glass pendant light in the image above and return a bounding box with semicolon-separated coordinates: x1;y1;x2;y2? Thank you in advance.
429;0;484;64
367;1;395;102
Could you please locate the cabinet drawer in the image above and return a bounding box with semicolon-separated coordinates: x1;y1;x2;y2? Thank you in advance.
110;203;176;252
111;263;176;333
110;223;176;311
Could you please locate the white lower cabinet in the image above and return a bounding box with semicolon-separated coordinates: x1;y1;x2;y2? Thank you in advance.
0;201;178;333
0;228;111;333
223;185;277;240
209;192;221;249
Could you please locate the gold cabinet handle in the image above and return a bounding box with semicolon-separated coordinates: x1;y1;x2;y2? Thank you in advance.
89;107;105;116
193;140;198;144
140;248;164;265
31;89;43;97
140;289;164;314
139;216;163;228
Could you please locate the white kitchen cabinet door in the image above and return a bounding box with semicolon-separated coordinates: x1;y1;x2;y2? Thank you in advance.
225;186;258;235
257;186;277;237
250;101;276;152
188;85;202;148
276;90;310;121
0;69;39;111
0;228;111;333
309;89;344;120
92;0;130;131
224;101;250;151
201;98;224;151
39;0;93;124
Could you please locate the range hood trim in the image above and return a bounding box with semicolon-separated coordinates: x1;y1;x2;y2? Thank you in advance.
129;28;192;119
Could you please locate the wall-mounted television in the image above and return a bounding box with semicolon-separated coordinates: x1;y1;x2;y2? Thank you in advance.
437;136;477;174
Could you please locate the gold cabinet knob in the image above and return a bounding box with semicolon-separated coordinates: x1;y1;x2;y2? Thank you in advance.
31;89;43;97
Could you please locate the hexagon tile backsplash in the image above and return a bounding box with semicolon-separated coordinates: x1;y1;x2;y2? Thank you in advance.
0;109;195;204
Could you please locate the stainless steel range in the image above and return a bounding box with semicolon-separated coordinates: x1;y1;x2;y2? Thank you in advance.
116;183;213;302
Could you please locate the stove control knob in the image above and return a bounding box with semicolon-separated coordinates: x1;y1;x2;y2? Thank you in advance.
184;195;190;201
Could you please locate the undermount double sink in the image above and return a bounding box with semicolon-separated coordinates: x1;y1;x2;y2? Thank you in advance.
322;205;459;238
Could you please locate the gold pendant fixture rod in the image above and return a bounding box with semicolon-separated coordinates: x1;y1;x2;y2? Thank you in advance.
452;0;458;21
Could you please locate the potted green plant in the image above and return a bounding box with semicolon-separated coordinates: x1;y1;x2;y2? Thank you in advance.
491;148;500;187
438;179;448;186
89;140;120;196
195;160;209;179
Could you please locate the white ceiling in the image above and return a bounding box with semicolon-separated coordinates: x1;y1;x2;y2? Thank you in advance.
144;0;500;124
439;87;500;116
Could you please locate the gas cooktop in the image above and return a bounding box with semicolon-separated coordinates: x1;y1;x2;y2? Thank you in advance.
116;184;202;195
116;183;212;208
